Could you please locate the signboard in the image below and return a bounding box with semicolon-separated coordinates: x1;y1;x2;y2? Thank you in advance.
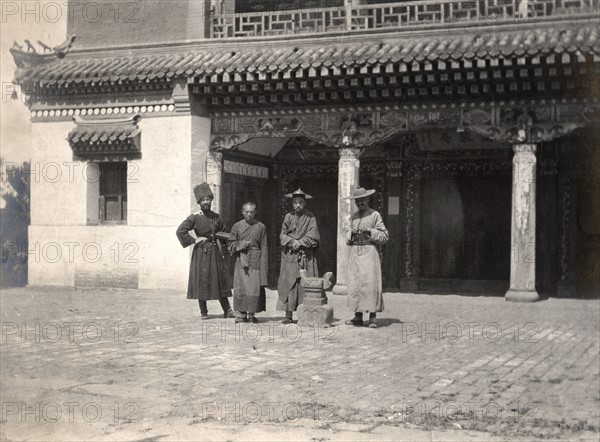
223;160;269;179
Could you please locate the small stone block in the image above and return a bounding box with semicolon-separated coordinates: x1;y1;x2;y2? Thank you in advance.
302;278;326;289
303;298;327;307
297;304;334;327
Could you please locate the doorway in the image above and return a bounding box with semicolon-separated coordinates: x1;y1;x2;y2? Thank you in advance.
281;166;338;278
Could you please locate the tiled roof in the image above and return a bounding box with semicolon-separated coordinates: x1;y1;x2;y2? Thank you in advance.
68;125;140;144
68;117;141;157
15;25;600;86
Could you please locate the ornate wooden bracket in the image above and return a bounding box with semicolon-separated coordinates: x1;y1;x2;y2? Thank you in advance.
210;133;254;150
467;102;599;144
310;112;405;148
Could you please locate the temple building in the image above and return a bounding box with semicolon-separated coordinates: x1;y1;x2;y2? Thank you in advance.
11;0;600;299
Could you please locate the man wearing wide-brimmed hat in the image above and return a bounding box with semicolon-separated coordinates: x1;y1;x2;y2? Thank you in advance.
277;188;320;324
176;182;234;319
344;186;389;328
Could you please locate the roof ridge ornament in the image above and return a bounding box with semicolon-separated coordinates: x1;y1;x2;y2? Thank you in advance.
10;34;76;69
54;35;77;59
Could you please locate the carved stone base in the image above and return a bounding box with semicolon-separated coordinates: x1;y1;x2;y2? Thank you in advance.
505;289;540;302
332;283;347;296
298;270;335;326
297;304;334;327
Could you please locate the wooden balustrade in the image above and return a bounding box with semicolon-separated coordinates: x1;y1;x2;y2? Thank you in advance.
210;0;599;38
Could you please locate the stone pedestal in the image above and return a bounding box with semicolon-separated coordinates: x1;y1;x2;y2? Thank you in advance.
206;151;223;213
506;144;540;302
297;271;335;327
333;148;360;296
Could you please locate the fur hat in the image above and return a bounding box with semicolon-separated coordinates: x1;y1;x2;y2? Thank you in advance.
193;182;214;203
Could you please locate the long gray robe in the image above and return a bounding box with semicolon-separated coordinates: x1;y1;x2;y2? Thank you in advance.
277;209;320;311
228;220;268;313
346;208;389;312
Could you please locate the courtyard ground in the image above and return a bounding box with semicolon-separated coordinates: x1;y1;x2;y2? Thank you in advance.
1;287;598;441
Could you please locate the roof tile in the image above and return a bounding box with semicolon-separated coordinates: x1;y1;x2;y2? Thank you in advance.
13;24;600;86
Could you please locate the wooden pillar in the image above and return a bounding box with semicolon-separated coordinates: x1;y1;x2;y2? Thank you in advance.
333;147;360;296
206;151;223;214
506;144;540;302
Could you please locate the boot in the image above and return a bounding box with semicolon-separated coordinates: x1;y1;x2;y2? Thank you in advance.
368;312;377;328
345;312;364;326
281;312;293;324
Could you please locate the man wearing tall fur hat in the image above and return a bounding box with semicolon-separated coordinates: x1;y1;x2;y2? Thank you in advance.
277;188;320;323
344;186;389;328
176;182;234;319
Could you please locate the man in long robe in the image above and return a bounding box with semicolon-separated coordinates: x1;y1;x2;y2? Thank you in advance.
176;182;234;319
228;202;268;323
345;186;389;328
277;188;320;324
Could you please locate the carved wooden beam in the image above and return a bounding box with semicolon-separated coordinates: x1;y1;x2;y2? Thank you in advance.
466;102;599;144
209;100;599;150
210;108;460;149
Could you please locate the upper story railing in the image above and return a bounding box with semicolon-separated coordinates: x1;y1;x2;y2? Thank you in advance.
210;0;599;38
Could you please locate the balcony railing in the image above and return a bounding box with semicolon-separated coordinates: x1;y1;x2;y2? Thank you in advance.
210;0;599;38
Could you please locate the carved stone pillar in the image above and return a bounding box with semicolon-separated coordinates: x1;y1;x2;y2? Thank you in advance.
506;144;540;302
333;148;360;296
206;151;223;214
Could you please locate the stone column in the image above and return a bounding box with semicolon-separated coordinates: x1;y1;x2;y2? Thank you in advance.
206;151;223;214
333;147;360;296
506;144;539;302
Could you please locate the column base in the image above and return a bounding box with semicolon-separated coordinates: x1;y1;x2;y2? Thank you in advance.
505;289;540;302
332;283;347;296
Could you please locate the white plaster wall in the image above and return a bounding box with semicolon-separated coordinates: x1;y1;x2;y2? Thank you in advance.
26;114;204;291
30;121;87;226
129;117;191;226
28;225;189;290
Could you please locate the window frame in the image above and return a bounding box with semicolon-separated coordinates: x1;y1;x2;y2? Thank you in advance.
98;162;128;225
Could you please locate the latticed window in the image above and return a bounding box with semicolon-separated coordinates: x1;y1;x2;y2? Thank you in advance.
235;0;343;13
99;162;127;224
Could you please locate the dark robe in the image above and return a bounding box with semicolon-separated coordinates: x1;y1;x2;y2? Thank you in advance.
228;220;268;313
176;211;232;300
276;209;320;311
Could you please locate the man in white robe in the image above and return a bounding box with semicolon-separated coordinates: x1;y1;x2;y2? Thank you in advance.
345;187;389;328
